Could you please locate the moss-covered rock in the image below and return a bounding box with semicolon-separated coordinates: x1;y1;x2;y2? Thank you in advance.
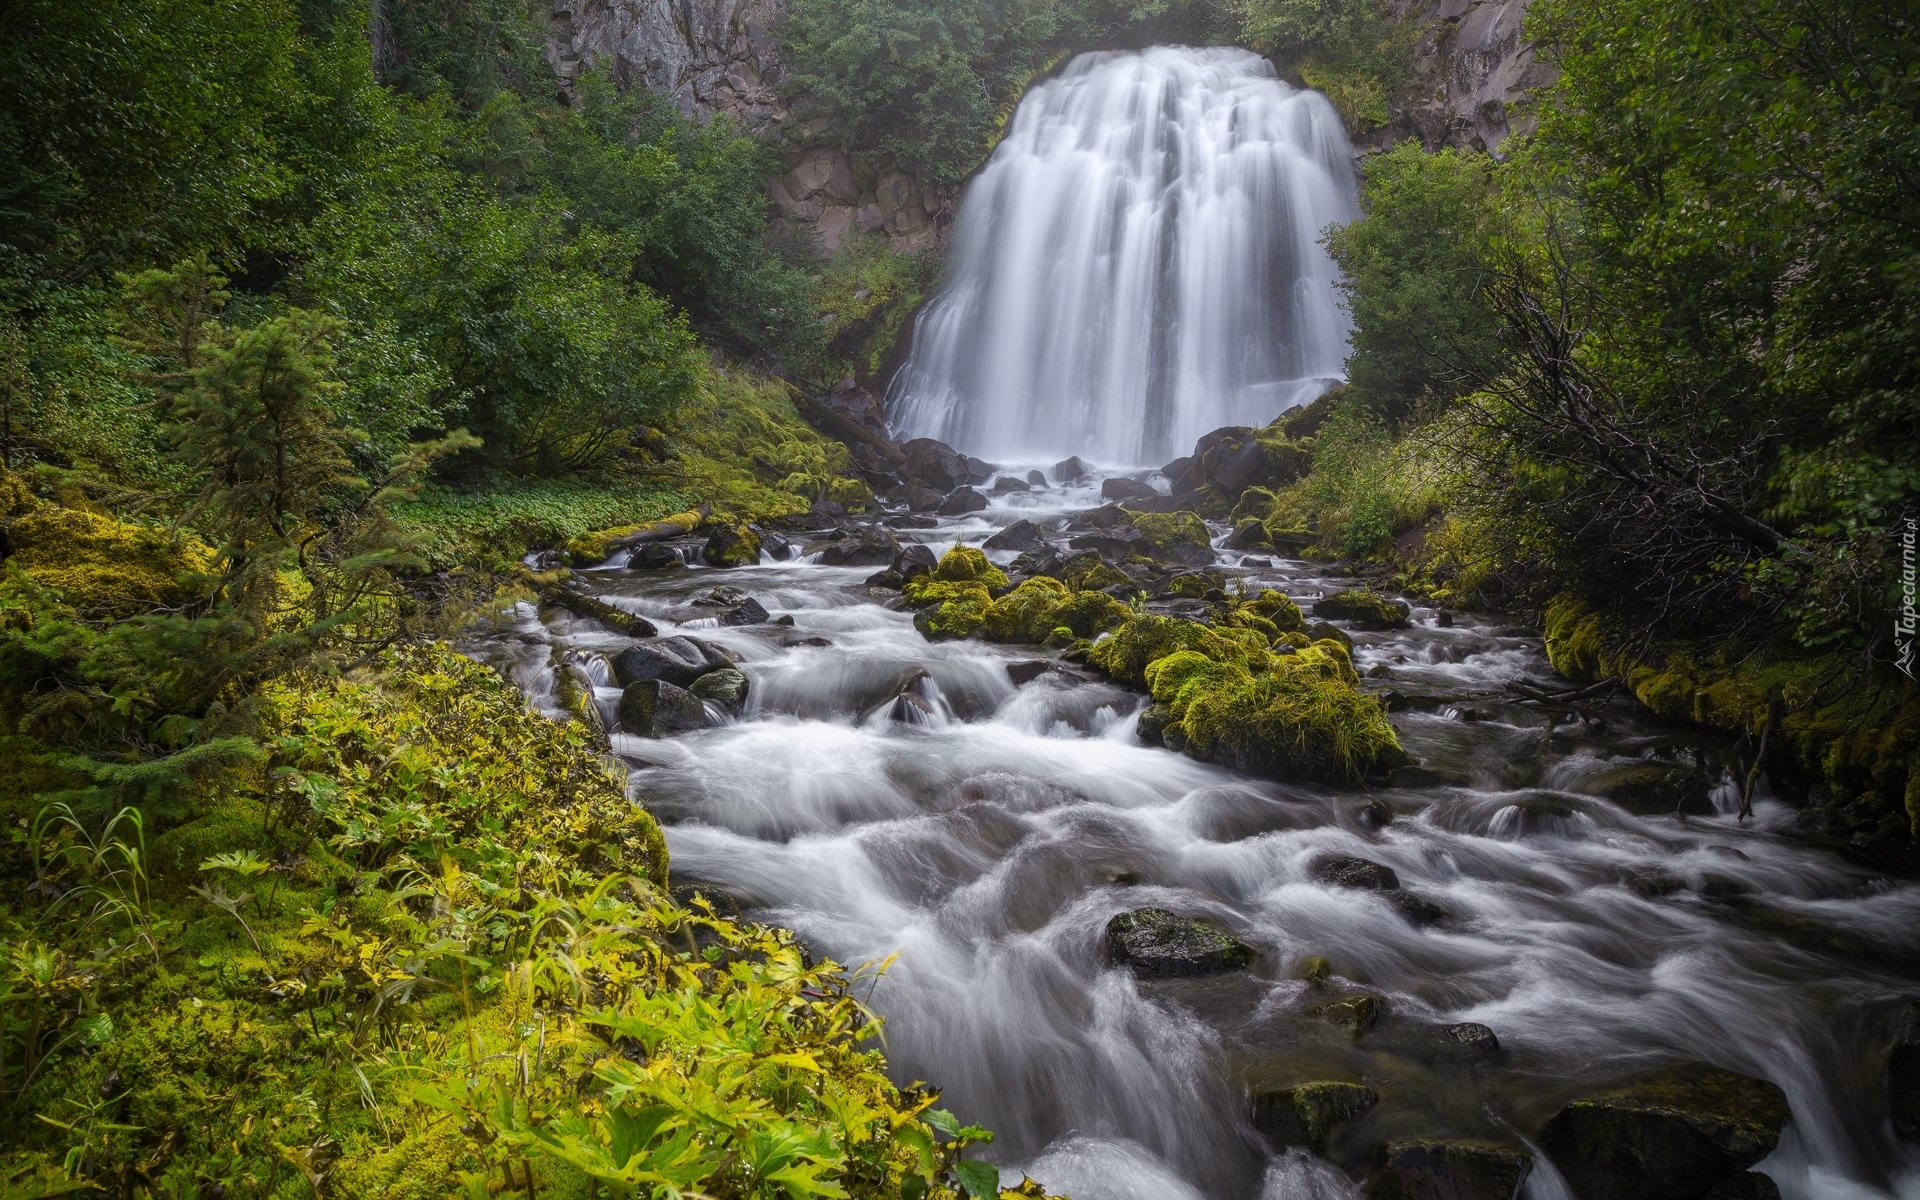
1365;1140;1531;1200
703;521;763;567
1105;907;1253;978
564;507;705;566
1129;510;1215;566
1086;613;1263;688
925;544;1008;588
1142;639;1408;783
0;479;214;615
826;475;875;510
1251;1081;1379;1153
1537;1064;1789;1200
907;580;994;641
981;577;1129;644
1314;588;1412;629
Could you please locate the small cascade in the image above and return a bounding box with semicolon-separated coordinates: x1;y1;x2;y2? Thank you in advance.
890;47;1359;465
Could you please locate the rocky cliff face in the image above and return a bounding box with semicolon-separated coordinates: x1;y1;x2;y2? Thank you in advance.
545;0;954;253
1383;0;1554;154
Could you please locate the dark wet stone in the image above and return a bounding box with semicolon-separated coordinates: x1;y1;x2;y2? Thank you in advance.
613;636;731;688
618;679;707;737
1251;1081;1378;1153
809;499;846;520
1706;1173;1782;1200
1053;455;1090;484
1007;660;1054;686
760;529;794;561
1069;526;1145;559
1364;1141;1531;1200
1357;798;1394;829
1381;690;1412;712
1538;1063;1789;1200
1382;890;1450;927
772;615;796;627
1311;854;1401;891
1387;764;1447;789
1026;470;1047;487
984;519;1046;553
893;542;938;579
718;596;769;626
993;475;1031;493
864;569;904;589
900;437;970;490
890;513;940;529
1068;503;1131;530
819;529;901;567
1624;868;1686;898
1311;993;1381;1039
938;487;989;516
1889;1000;1920;1140
964;456;994;484
1106;908;1253;979
1304;620;1354;649
1590;762;1714;817
900;486;946;512
632;542;687;570
1436;609;1454;627
1314;589;1413;629
1448;1022;1500;1052
1101;476;1159;503
688;666;750;711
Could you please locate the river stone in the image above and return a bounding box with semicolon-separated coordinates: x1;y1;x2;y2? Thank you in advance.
613;636;730;688
1305;619;1354;649
1537;1064;1789;1200
1311;993;1381;1040
819;529;900;567
984;519;1046;553
898;485;946;512
1315;589;1413;629
1448;1022;1501;1053
1364;1141;1531;1200
688;667;750;711
718;596;770;626
1706;1173;1782;1200
1382;890;1450;927
632;541;687;570
993;475;1031;493
964;456;994;484
892;543;938;580
1026;470;1047;487
618;679;707;737
760;529;794;561
1106;908;1253;978
1053;455;1091;483
1068;502;1131;529
702;523;762;568
1590;762;1714;817
938;487;989;516
1069;525;1145;559
900;438;970;490
1888;1000;1920;1139
1311;854;1402;891
1006;660;1055;686
1251;1082;1378;1153
1101;476;1159;503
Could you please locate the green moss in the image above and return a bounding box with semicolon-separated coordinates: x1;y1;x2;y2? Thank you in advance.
911;581;994;640
565;507;704;565
982;577;1128;644
703;520;763;567
827;475;876;509
1088;614;1252;688
0;478;214;615
926;544;1008;588
1140;639;1405;782
1130;510;1213;561
1313;588;1412;629
1057;553;1132;593
1246;589;1306;633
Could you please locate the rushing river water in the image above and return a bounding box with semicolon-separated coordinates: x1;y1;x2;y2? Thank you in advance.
469;477;1920;1200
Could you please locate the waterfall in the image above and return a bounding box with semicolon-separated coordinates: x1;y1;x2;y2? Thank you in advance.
889;46;1360;467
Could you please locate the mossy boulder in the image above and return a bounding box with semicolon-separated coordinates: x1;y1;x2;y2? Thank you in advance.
1;486;215;616
703;522;762;567
1365;1140;1531;1200
1537;1064;1789;1200
565;508;705;566
1251;1081;1378;1153
924;544;1008;588
1314;588;1412;629
619;678;709;737
906;580;994;641
982;577;1128;644
1143;640;1409;783
1129;510;1215;567
825;476;874;510
1105;908;1253;978
538;586;660;638
689;667;751;712
1087;614;1260;688
1245;589;1307;633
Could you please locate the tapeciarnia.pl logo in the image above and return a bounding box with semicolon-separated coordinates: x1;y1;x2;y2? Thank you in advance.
1899;514;1917;680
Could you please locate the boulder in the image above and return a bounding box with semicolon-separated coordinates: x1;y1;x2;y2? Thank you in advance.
1311;993;1381;1040
1160;455;1194;483
819;529;901;567
1315;589;1413;629
1105;908;1253;978
1068;503;1130;530
964;456;995;484
899;485;946;512
688;667;750;712
1227;517;1271;551
1707;1174;1782;1200
618;679;708;737
1052;455;1091;484
632;542;688;570
1448;1022;1501;1053
1102;476;1159;503
1589;762;1714;817
1537;1064;1789;1200
1026;470;1047;487
613;636;731;688
1889;1000;1920;1139
1006;660;1054;686
760;529;794;561
1069;526;1146;560
1252;1082;1378;1153
703;523;762;568
892;543;938;580
900;438;971;490
938;487;989;516
1365;1141;1531;1200
984;519;1046;553
1311;854;1402;891
993;475;1031;493
718;596;770;626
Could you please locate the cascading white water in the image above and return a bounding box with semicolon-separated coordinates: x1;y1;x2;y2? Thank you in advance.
889;46;1359;466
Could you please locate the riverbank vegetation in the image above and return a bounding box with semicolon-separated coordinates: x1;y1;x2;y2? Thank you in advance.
1249;0;1920;859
